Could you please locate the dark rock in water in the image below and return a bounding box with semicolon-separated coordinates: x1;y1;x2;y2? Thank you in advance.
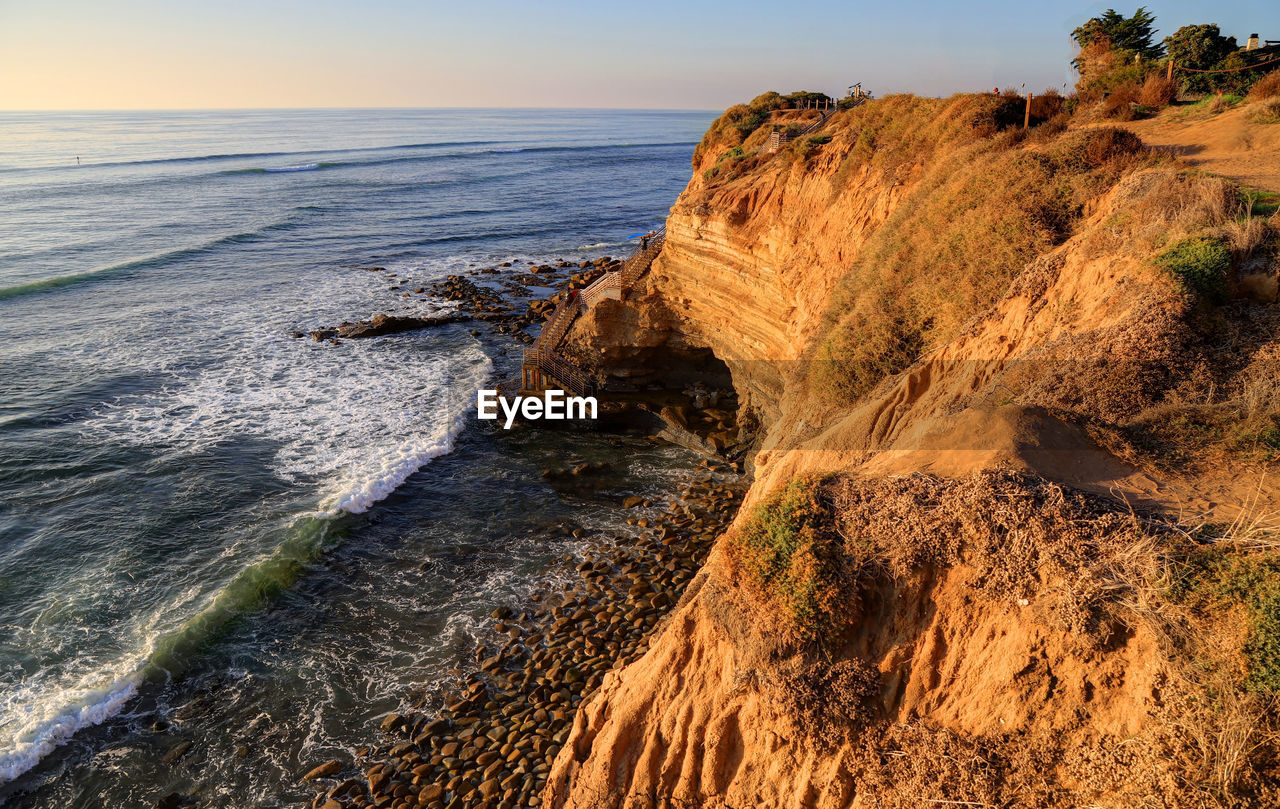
173;696;212;721
358;266;386;272
161;740;192;766
540;461;613;481
301;759;342;781
153;792;183;809
309;313;470;341
572;462;614;477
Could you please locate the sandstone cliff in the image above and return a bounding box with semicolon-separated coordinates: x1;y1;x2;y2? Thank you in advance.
550;93;1280;807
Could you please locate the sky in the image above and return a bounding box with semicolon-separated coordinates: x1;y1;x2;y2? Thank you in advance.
0;0;1276;110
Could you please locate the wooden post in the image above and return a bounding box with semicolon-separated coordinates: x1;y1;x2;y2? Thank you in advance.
1023;92;1032;129
1166;60;1174;81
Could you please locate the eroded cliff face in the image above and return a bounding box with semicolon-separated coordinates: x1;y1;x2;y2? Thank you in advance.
566;97;974;427
551;94;1280;807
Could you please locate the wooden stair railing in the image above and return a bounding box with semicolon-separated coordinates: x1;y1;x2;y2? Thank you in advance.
766;108;833;153
533;294;580;352
522;226;666;395
521;348;595;396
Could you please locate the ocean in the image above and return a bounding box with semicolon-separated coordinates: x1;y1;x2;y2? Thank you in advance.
0;108;714;807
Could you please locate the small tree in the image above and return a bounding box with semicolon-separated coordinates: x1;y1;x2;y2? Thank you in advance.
1165;24;1237;70
1072;7;1164;63
1071;8;1164;102
1164;24;1240;93
784;90;834;109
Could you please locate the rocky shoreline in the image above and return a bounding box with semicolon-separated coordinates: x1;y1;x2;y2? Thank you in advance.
276;249;752;809
295;256;623;349
304;461;745;809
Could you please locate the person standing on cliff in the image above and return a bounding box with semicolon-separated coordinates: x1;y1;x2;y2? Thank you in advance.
640;235;649;251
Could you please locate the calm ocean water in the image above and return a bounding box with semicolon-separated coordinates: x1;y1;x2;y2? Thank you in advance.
0;108;713;807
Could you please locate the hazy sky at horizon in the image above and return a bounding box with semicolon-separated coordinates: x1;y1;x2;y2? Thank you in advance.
1;1;1276;111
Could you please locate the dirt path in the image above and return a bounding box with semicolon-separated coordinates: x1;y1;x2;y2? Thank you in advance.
1115;100;1280;193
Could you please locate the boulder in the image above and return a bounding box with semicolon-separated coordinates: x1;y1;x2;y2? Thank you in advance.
161;740;192;766
301;760;342;781
153;793;183;809
379;713;403;733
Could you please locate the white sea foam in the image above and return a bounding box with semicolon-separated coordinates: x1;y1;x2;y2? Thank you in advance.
0;646;147;783
87;258;492;514
263;163;319;172
0;260;492;786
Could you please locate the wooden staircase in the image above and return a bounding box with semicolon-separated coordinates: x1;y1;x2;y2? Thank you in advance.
521;227;666;395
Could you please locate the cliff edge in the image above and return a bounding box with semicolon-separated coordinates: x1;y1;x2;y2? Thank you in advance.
549;93;1280;807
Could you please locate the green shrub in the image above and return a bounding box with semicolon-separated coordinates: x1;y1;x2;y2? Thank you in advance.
734;110;768;138
748;91;787;113
807;134;832;145
692;103;773;166
1165;23;1237;93
784;90;833;108
1154;236;1231;303
1185;551;1280;694
728;478;852;644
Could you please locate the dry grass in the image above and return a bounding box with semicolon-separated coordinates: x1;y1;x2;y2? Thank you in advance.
806;126;1154;406
844;472;1280;802
1106;169;1241;251
773;656;881;744
832;471;1164;635
1248;98;1280;125
718;471;1280;804
1248;70;1280;102
1208;93;1240;115
1109;305;1280;470
1101;81;1142;120
716;471;1280;804
1139;73;1178;107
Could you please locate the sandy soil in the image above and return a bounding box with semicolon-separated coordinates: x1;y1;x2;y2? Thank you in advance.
1116;100;1280;193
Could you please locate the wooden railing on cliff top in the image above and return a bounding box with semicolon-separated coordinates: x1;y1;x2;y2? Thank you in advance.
522;227;666;395
766;108;834;153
